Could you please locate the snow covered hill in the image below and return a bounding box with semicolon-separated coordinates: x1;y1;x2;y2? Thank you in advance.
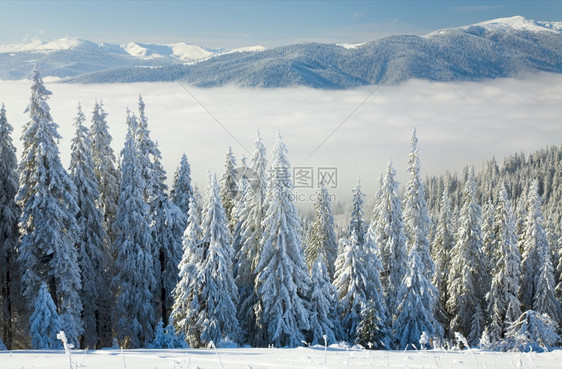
0;16;560;87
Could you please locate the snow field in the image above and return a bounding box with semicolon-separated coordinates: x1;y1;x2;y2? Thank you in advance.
1;347;561;369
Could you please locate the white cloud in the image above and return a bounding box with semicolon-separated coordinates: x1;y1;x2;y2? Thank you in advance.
1;73;561;207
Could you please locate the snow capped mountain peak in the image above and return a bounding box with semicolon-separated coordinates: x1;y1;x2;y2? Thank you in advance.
0;37;85;53
471;16;562;33
425;16;562;38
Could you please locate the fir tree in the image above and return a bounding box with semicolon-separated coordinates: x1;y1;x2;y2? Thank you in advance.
17;68;83;348
485;184;521;342
234;131;268;345
196;174;240;346
533;226;560;323
90;100;120;244
348;181;367;244
308;257;339;345
170;153;194;217
447;167;487;344
69;105;109;348
89;100;118;347
220;147;238;230
112;112;155;348
305;183;338;278
393;248;437;350
431;186;454;331
0;103;19;349
254;132;311;347
356;225;391;349
520;179;550;312
29;283;62;349
334;224;386;343
373;160;407;317
403;129;434;280
172;196;204;347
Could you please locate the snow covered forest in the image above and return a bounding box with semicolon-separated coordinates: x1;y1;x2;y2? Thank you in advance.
0;68;561;352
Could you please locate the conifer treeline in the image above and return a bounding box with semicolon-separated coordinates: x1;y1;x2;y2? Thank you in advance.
0;69;560;350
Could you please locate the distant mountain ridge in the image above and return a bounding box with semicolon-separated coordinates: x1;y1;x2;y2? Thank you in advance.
0;16;560;88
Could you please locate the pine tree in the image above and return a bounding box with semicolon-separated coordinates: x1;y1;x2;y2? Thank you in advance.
401;129;440;340
334;222;386;344
447;167;487;344
234;131;268;345
533;224;560;323
520;179;550;312
254;132;311;347
112;112;155;348
305;183;338;278
356;225;391;349
90;100;120;244
220;147;238;230
29;283;62;349
485;184;521;342
308;257;339;345
403;129;434;280
373;160;407;317
16;68;83;348
431;186;454;331
89;101;118;347
69;105;109;348
348;181;367;244
170;153;194;217
0;103;19;349
196;175;240;346
393;248;437;350
172;196;204;347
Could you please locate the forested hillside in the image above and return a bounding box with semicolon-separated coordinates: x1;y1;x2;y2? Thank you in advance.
0;70;560;352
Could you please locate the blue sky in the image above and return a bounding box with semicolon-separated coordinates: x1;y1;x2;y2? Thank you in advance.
2;1;560;47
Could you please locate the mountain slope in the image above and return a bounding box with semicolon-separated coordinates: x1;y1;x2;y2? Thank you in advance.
1;16;560;87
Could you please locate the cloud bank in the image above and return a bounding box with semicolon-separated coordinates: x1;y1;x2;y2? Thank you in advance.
1;73;561;205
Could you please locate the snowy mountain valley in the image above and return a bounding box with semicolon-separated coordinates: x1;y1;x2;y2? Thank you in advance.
0;13;561;368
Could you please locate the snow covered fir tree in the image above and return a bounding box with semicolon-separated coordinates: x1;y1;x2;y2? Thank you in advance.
0;70;561;351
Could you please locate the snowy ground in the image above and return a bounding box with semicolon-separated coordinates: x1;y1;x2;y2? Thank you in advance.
1;346;561;369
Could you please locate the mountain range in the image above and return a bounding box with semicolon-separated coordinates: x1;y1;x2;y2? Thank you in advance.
0;16;560;88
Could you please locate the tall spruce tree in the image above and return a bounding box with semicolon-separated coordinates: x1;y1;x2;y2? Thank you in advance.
520;179;551;312
305;183;338;278
373;160;407;317
90;100;120;244
196;174;239;346
447;167;487;344
16;68;83;348
112;112;155;348
431;186;454;332
234;131;268;345
69;105;109;348
485;184;521;342
172;196;204;347
0;103;19;349
254;132;311;347
403;129;434;280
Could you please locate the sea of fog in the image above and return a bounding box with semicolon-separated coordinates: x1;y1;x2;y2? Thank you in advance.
1;73;561;209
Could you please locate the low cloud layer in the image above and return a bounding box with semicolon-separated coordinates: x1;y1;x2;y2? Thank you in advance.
1;73;561;205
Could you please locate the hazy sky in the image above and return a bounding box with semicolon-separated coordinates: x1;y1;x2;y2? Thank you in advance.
1;1;560;48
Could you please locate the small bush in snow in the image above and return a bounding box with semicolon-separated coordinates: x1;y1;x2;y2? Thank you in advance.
502;310;560;352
